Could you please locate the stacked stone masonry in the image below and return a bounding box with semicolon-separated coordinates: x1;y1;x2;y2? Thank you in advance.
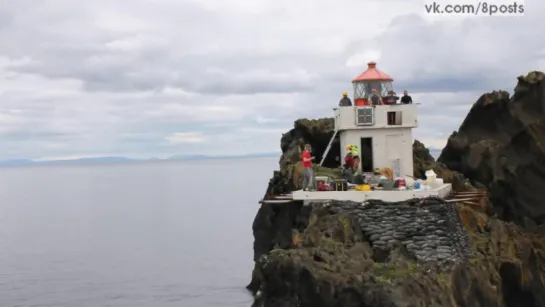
325;197;472;266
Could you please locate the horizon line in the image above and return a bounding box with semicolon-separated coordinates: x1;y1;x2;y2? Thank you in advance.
0;152;283;167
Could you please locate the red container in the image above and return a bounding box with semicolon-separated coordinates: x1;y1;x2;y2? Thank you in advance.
317;180;330;191
395;178;406;188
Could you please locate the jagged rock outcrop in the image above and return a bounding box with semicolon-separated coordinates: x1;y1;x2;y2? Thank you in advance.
439;71;545;227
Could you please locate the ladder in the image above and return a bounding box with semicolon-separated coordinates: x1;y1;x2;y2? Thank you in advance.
319;129;338;166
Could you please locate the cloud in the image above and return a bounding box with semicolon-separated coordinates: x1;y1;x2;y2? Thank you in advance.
0;0;543;160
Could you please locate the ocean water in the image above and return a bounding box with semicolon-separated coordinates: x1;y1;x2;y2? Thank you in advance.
0;157;278;307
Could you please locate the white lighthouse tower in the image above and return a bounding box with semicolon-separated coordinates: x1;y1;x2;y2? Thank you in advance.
336;61;417;178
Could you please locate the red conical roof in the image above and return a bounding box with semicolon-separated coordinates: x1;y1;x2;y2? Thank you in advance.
352;62;393;82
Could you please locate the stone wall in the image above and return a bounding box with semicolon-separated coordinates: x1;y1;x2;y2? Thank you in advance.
327;197;472;266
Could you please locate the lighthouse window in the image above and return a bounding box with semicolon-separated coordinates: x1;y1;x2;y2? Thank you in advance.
383;82;393;96
387;111;402;125
365;82;382;97
354;83;366;98
356;107;374;125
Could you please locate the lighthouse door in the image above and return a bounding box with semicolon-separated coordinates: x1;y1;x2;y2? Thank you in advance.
360;137;374;172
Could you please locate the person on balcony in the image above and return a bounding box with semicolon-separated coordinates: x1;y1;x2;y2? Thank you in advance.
370;89;382;106
400;90;413;104
339;92;352;106
385;91;399;105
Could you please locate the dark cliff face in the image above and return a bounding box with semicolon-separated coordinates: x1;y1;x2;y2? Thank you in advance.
439;71;545;227
248;200;545;307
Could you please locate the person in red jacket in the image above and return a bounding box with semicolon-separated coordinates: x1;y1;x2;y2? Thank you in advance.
301;144;315;191
344;152;354;169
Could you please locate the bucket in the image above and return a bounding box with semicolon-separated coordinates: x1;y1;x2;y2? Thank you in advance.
405;177;415;187
317;180;330;191
394;178;406;188
381;180;395;190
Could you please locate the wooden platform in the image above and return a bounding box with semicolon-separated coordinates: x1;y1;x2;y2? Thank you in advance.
259;187;489;207
291;184;452;202
446;190;489;208
259;194;294;204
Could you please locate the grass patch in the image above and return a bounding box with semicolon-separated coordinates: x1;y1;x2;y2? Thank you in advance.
436;273;447;283
340;216;351;235
314;165;342;179
270;248;285;255
372;262;419;284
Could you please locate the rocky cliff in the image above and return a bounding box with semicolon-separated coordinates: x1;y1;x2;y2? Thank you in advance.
249;198;545;307
249;71;545;307
439;71;545;228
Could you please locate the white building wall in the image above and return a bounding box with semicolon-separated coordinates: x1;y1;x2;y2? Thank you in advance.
339;127;414;177
334;104;419;130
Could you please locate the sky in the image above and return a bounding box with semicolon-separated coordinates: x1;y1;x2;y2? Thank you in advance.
0;0;543;161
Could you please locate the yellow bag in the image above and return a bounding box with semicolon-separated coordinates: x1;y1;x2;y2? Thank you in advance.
355;184;371;191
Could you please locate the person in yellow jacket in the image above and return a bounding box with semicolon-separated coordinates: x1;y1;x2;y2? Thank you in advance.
339;92;352;106
345;144;363;182
345;144;360;157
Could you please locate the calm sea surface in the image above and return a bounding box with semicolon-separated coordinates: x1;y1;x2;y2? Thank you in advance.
0;157;278;307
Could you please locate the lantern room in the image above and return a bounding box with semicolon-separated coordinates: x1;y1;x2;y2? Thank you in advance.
352;62;394;106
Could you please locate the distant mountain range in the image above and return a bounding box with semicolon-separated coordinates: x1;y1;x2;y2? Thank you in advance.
0;147;443;167
167;152;279;160
0;152;281;167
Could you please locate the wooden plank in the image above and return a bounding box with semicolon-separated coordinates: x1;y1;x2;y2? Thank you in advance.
455;191;486;194
462;201;484;207
259;199;294;204
454;192;487;196
455;196;485;199
445;198;478;202
273;196;294;200
320;129;339;166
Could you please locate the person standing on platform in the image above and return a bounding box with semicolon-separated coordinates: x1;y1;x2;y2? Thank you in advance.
386;91;399;105
344;149;354;169
339;92;352;106
400;90;413;104
347;144;360;158
370;89;382;106
301;144;315;191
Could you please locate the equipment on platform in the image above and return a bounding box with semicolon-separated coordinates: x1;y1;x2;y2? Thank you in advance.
330;179;348;191
355;184;371;191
